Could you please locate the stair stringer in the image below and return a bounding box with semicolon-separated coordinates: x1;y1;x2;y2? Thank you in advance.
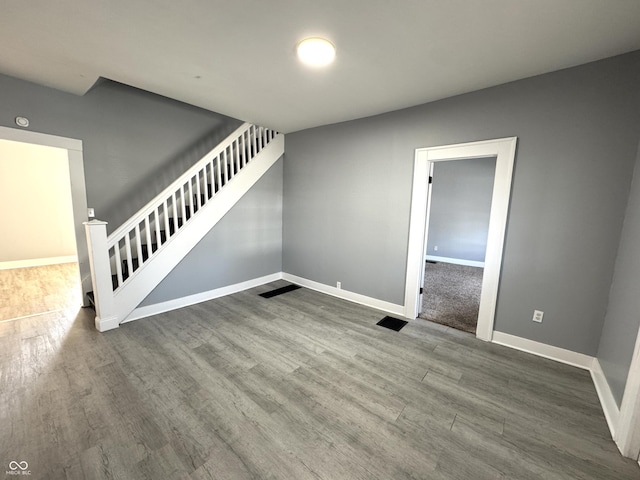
103;134;284;330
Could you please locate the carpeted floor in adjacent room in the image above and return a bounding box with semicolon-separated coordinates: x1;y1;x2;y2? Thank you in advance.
419;261;483;334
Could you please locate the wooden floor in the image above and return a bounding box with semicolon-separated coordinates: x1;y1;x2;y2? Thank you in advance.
1;280;638;479
0;262;81;322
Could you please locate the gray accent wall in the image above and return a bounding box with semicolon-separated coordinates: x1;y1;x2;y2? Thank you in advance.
284;51;640;356
0;72;247;305
0;74;241;231
427;157;496;262
141;158;283;306
597;142;640;406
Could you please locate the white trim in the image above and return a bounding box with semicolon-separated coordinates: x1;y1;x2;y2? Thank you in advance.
418;162;435;316
107;135;284;325
0;255;78;270
425;255;485;268
491;331;593;370
616;322;640;457
591;358;621;439
0;126;82;151
0;126;91;304
282;272;406;318
95;315;120;332
122;272;283;324
492;331;624;450
405;137;517;342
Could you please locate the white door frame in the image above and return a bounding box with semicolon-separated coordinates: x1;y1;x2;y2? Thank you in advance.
417;161;434;315
0;126;91;304
616;326;640;458
404;137;517;341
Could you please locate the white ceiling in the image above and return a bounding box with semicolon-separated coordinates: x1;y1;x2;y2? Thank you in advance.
2;1;640;133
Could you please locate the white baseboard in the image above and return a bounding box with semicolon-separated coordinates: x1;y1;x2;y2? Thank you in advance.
282;272;406;318
491;331;594;370
491;331;623;451
0;255;78;270
95;315;120;332
122;272;283;324
124;271;404;324
117;272;625;454
425;255;485;268
590;358;621;439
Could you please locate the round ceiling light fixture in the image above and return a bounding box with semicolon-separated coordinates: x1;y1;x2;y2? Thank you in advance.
296;37;336;67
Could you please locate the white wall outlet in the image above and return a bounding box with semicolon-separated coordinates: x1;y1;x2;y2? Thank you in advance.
434;245;438;251
533;310;544;323
336;281;341;289
87;207;95;218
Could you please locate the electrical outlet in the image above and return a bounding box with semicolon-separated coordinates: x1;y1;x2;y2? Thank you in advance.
532;310;544;323
336;281;341;289
87;208;95;218
434;245;438;251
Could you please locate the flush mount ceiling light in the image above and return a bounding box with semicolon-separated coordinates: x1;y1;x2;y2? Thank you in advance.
296;37;336;67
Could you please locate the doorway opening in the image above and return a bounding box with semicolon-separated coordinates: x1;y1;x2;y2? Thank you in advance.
0;126;90;323
419;157;496;334
404;137;517;341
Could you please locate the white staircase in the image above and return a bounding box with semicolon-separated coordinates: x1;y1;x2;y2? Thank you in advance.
85;123;284;331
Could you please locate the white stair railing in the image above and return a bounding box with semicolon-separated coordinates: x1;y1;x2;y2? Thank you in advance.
85;123;282;331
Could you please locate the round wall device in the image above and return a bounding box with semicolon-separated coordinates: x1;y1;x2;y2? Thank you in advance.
15;116;30;127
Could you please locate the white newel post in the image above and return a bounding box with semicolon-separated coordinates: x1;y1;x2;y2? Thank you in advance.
84;220;119;332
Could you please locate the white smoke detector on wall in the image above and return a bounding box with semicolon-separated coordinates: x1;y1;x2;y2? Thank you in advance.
15;116;29;127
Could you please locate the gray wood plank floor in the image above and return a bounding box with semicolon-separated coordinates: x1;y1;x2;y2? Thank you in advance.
1;280;639;479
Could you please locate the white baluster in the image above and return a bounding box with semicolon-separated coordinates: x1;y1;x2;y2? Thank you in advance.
195;172;202;208
240;132;247;168
234;138;240;172
252;125;258;156
179;184;187;224
187;180;194;218
124;232;133;277
134;224;143;269
154;207;162;247
171;192;179;233
223;147;229;182
208;161;215;197
144;216;152;260
114;241;123;286
162;199;170;240
216;155;222;192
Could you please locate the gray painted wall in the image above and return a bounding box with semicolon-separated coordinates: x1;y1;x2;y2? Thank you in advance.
597;142;640;405
0;73;265;306
0;75;241;232
284;51;640;356
141;158;283;306
427;157;496;262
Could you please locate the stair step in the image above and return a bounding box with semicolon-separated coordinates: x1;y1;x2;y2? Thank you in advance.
86;291;95;308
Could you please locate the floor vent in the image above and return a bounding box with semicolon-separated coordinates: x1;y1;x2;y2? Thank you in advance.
376;316;408;332
259;284;302;298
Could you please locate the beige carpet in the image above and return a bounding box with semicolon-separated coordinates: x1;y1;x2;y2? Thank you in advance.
0;262;81;321
419;261;483;334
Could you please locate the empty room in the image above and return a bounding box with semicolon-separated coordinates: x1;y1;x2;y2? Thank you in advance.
2;1;640;479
